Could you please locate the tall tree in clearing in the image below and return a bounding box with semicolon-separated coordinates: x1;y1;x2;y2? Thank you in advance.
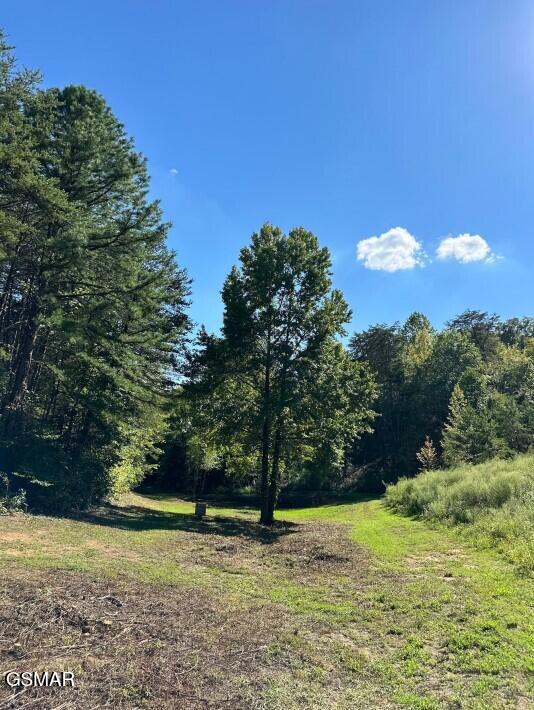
0;34;190;507
189;224;377;525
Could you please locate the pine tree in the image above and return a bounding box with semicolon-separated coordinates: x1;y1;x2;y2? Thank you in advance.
416;436;438;471
0;36;191;508
441;384;469;466
441;384;502;467
188;225;377;525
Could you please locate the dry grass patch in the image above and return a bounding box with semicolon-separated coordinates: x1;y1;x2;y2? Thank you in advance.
0;568;292;709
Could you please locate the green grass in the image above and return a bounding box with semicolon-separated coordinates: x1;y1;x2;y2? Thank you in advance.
385;454;534;574
1;490;533;708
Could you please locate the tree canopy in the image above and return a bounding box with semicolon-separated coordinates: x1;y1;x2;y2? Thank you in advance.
184;225;377;524
0;34;190;508
349;310;534;490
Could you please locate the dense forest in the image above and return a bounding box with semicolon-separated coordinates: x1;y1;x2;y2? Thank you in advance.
348;310;534;490
1;33;533;523
0;34;190;510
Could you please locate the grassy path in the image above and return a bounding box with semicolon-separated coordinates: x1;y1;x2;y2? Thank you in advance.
0;495;532;708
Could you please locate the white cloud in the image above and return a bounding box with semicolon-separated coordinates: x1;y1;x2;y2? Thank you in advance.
436;234;493;263
356;227;425;272
169;168;179;175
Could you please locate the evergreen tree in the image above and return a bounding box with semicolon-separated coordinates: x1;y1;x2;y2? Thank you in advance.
441;384;509;466
416;436;438;471
0;36;190;507
189;225;376;524
441;384;469;466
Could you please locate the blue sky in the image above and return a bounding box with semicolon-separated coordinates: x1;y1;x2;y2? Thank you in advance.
3;1;533;334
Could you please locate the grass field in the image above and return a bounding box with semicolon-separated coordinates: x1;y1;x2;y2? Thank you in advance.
0;492;532;709
385;455;534;575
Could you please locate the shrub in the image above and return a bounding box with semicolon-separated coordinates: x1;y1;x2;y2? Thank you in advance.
0;472;28;514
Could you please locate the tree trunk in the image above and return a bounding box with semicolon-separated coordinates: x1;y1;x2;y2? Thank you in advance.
264;424;282;525
259;327;272;525
192;465;200;501
44;377;60;423
263;340;290;525
0;259;17;336
259;394;271;524
2;297;40;435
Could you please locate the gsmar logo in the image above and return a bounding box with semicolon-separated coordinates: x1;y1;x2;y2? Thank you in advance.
4;671;75;688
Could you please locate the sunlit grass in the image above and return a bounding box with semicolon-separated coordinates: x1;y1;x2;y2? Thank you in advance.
386;454;534;574
0;489;532;707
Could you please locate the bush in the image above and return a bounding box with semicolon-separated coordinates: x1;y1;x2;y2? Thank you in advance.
385;454;534;574
0;472;27;514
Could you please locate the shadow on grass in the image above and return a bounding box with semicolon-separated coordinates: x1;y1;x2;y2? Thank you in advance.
140;490;378;511
75;505;297;544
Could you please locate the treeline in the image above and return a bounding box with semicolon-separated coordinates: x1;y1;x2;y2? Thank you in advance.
160;309;534;500
0;34;190;509
349;311;534;490
1;33;533;522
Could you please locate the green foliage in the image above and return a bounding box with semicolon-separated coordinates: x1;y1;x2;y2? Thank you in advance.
350;310;534;489
185;224;377;522
0;472;27;514
446;309;501;359
385;454;534;574
0;34;190;508
442;384;474;467
108;408;169;498
442;377;534;468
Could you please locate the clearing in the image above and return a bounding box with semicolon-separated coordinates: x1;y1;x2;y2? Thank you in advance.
0;494;532;709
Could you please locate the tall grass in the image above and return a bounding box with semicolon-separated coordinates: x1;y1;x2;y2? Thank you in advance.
385;455;534;575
